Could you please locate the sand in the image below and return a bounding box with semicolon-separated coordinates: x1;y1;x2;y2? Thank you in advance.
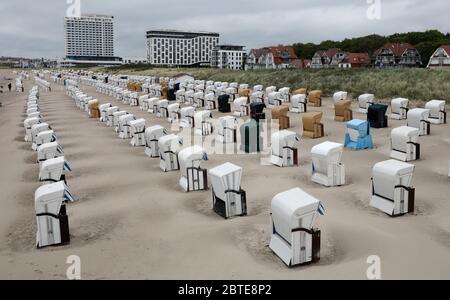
0;69;449;279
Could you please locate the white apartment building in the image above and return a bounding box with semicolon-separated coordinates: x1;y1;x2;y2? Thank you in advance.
146;30;219;67
211;45;246;70
64;14;121;65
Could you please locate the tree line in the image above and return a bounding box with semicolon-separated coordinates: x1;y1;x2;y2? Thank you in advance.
292;30;450;64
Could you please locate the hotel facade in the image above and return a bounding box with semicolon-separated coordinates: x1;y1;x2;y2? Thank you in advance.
146;30;219;67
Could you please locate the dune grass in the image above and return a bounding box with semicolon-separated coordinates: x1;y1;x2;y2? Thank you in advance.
91;66;450;103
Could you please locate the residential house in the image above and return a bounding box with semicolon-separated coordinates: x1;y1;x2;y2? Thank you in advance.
373;43;422;67
246;49;264;69
290;59;311;69
310;48;342;68
246;46;298;70
427;45;450;69
338;53;371;68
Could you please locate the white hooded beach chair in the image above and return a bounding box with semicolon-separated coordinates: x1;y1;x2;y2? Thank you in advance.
35;181;74;248
229;82;238;89
210;162;247;219
407;108;431;136
27;101;38;109
358;94;375;113
24;117;41;142
250;91;264;104
178;145;208;192
265;86;277;100
216;116;237;144
129;92;139;106
390;98;409;120
37;141;64;164
194;110;213;136
176;89;186;103
27;107;39;115
187;83;195;92
139;95;149;110
225;87;237;101
167;103;180;123
112;110;127;129
74;92;84;108
27;106;39;115
117;114;136;139
390;126;420;162
39;156;72;183
194;84;205;93
145;125;167;157
425;100;446;124
370;159;415;216
33;130;56;151
290;94;307;113
239;84;249;91
268;91;283;107
279;87;291;103
179;106;195;128
311;141;345;187
205;85;215;95
205;92;216;110
81;95;93;112
185;90;195;105
270;130;299;167
194;92;205;108
99;103;112;122
158;134;182;172
27;111;42;120
31;123;51;146
233;97;249;117
104;106;118;126
130;118;146;147
122;90;131;104
253;85;263;92
115;88;124;100
156;99;169;118
333;91;348;104
269;187;323;267
147;97;160;114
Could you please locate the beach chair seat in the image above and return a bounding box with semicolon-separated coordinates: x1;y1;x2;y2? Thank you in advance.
271;106;290;129
302;112;324;139
308;90;322;107
335;100;353;122
178;145;208;192
370;160;415;216
269;188;322;267
210;163;247;219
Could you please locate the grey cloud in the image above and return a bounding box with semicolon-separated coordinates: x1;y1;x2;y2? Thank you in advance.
0;0;449;58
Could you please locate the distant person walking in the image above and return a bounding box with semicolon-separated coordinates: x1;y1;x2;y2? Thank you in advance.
8;83;12;92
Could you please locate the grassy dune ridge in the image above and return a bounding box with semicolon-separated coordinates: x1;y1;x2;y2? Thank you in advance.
92;66;450;103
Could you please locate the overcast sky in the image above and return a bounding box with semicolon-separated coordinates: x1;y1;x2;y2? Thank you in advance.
0;0;449;59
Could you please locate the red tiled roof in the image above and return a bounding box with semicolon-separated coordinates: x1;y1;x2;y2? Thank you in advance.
250;49;265;59
439;45;450;55
267;46;298;65
347;52;370;65
313;50;327;57
290;59;311;69
326;48;342;59
374;42;416;57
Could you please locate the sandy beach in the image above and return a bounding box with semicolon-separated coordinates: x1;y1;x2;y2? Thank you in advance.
0;69;449;279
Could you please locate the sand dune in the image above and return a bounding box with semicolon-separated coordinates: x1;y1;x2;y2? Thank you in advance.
0;69;449;279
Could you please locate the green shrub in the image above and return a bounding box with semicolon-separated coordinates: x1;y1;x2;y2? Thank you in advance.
94;66;450;102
